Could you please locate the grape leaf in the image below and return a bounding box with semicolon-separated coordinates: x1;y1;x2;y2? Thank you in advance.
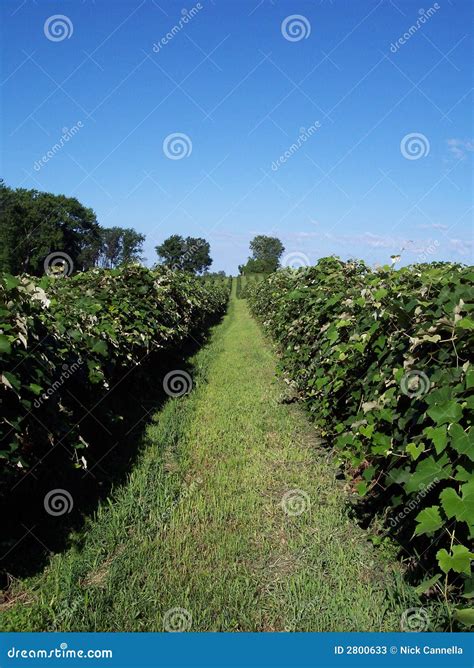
437;545;474;575
427;400;462;425
406;442;425;461
449;424;474;462
414;505;443;536
404;454;451;494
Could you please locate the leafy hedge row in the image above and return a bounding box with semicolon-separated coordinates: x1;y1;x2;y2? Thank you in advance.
247;258;473;617
0;266;229;490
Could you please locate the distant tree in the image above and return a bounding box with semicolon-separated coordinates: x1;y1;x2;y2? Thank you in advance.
97;227;145;268
203;270;226;277
239;235;285;274
155;234;185;268
155;235;212;274
121;228;146;265
0;182;146;275
99;228;123;268
0;181;100;275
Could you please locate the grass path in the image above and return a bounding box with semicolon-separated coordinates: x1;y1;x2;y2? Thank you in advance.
1;295;414;632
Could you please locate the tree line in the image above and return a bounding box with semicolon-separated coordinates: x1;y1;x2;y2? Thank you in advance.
0;182;285;276
0;181;145;275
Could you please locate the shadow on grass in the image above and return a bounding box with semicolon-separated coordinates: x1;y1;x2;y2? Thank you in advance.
0;315;224;591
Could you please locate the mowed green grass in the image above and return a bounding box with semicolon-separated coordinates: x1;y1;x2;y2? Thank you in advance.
1;293;416;631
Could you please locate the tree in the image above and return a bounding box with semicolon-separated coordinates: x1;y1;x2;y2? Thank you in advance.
239;235;285;274
121;228;146;265
0;181;100;275
97;227;145;268
0;182;146;274
155;235;212;274
155;234;184;269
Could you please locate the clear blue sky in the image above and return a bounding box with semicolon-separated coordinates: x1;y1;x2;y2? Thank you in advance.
1;0;472;273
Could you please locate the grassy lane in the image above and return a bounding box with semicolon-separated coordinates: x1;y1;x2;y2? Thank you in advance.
1;296;415;632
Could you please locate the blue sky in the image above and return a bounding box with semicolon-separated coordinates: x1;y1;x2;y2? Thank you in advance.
1;0;472;273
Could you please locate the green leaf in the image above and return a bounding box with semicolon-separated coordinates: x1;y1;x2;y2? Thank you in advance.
356;481;368;496
449;424;474;462
374;288;388;300
455;466;472;482
362;465;375;481
424;426;448;455
2;274;20;290
466;368;474;390
404;454;451;494
454;608;474;627
437;545;474;575
406;442;425;461
440;482;474;526
427;400;463;425
456;317;474;330
1;371;21;391
0;334;11;354
359;424;374;438
28;383;43;396
91;339;108;356
414;506;443;536
415;574;441;596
